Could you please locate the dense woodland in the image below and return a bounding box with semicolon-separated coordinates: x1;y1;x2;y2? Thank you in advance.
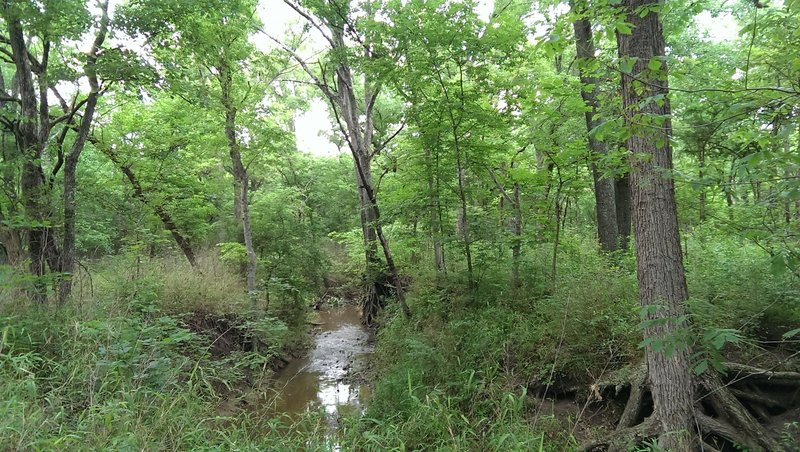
0;0;799;450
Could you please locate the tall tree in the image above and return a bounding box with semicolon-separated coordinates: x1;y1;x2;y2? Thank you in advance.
120;0;265;307
570;0;620;252
1;0;111;302
272;0;412;323
617;0;694;447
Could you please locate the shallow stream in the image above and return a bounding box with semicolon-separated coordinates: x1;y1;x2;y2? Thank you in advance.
272;305;373;420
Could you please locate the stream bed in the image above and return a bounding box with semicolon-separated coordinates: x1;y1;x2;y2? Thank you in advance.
272;304;373;420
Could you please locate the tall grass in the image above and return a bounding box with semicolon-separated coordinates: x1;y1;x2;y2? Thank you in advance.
0;252;328;450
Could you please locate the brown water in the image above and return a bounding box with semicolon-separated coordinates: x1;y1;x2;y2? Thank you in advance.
272;305;373;420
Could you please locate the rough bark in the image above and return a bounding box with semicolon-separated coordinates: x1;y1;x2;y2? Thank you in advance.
615;173;632;250
6;11;50;302
617;0;695;449
570;3;620;252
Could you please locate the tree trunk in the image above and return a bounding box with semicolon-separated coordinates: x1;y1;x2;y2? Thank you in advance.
455;163;474;287
615;173;632;250
511;181;522;287
7;13;50;302
570;3;620;252
699;145;707;223
425;147;445;272
617;0;695;449
0;207;22;266
58;1;109;304
220;62;257;309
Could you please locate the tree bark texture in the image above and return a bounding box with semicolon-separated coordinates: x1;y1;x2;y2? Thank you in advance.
570;3;620;252
7;11;50;302
618;0;695;449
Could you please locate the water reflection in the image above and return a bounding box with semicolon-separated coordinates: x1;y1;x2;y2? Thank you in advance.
273;305;373;420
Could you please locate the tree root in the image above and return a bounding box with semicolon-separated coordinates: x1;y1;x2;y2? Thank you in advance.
616;366;647;430
725;362;800;385
583;362;799;451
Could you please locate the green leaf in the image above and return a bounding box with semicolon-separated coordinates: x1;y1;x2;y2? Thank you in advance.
647;58;662;72
783;328;800;340
616;21;632;35
619;57;638;74
693;359;709;375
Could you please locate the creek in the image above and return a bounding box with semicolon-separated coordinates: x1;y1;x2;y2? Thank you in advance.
272;304;373;420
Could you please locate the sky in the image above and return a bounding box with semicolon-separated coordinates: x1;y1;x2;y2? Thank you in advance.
260;0;741;157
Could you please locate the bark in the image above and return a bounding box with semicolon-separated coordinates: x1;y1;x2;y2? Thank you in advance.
219;62;257;309
615;173;632;250
0;207;22;265
425;147;445;272
6;11;49;302
93;138;197;267
58;1;109;304
617;0;695;449
570;3;620;252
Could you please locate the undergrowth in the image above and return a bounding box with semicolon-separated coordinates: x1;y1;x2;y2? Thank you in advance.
354;231;800;450
0;252;327;450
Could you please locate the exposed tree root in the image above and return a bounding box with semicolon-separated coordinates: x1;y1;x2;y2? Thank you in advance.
361;272;411;325
616;366;648;430
725;362;800;385
583;362;800;451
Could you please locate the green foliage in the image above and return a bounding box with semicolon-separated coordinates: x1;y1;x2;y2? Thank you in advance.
0;256;322;450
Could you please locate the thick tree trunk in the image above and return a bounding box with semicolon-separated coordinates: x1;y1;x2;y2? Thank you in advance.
618;1;695;449
7;13;50;302
570;4;620;252
0;210;22;266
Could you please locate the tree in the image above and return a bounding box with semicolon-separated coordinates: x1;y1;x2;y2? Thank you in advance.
120;0;267;308
617;0;695;447
1;0;111;302
570;0;620;253
271;0;412;323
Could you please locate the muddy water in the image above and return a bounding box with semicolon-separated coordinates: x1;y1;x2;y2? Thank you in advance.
273;305;373;419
